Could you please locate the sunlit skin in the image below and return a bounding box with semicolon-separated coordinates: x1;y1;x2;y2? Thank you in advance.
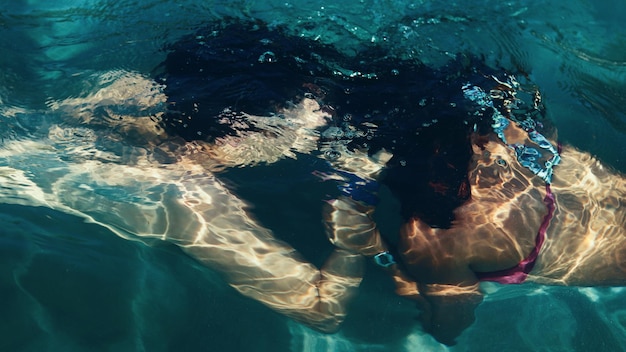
326;122;626;344
3;72;370;333
14;70;625;342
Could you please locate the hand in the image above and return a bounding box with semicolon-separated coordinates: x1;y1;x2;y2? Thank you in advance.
323;196;385;256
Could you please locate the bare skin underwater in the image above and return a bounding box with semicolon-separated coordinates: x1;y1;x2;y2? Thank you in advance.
0;71;376;332
4;67;624;345
325;123;626;344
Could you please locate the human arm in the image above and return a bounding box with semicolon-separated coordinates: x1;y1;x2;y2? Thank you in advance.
18;148;366;333
174;179;365;332
323;197;423;301
145;163;366;332
38;70;366;331
324;195;482;345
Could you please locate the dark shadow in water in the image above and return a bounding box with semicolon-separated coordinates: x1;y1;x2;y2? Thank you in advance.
220;153;338;267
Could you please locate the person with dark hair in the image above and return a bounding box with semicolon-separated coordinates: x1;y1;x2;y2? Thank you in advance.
325;74;626;345
33;19;625;346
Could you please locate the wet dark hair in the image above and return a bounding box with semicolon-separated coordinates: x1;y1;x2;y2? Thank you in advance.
154;20;341;142
318;55;503;227
154;20;522;228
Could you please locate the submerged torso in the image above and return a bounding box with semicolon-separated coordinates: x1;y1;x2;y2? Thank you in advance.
397;143;626;287
396;137;547;284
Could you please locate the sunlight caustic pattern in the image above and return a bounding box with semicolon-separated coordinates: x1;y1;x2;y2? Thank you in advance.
0;71;370;333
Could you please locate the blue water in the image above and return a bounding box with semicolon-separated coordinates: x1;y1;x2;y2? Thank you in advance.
1;1;626;351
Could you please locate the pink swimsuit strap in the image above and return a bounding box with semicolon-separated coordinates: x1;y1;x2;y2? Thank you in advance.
475;183;556;284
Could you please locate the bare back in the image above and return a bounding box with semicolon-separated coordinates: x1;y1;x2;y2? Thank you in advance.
531;146;626;285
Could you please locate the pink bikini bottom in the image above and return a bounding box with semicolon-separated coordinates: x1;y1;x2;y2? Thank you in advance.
475;184;556;284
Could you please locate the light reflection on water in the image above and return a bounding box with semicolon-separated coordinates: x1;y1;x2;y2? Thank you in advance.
1;1;626;351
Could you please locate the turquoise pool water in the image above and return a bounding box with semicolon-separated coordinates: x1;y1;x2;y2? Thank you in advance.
1;1;625;351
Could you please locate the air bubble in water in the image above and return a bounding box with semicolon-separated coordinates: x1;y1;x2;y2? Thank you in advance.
258;51;277;63
324;150;341;160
